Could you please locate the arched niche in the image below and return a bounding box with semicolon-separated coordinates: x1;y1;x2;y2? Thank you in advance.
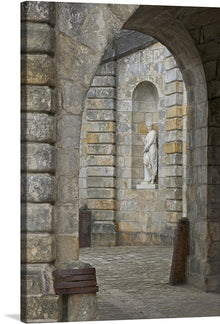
132;81;159;187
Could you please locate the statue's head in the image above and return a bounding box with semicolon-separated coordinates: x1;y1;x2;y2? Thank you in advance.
146;122;153;131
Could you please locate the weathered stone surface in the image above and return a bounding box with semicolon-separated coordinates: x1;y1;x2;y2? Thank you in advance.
57;148;79;176
68;292;99;321
21;263;54;295
21;1;55;25
107;4;138;22
165;68;183;83
165;212;182;223
165;177;183;188
87;110;115;121
92;210;115;221
165;93;183;107
87;177;115;188
60;79;86;115
21;54;55;86
96;61;116;76
87;188;116;199
165;166;183;177
56;206;78;235
165;143;182;154
91;76;115;87
21;22;55;54
21;113;55;143
87;166;115;177
21;173;55;203
164;56;177;70
21;86;55;113
87;155;115;166
165;106;183;119
21;233;55;263
56;235;79;267
85;98;115;110
87;143;115;155
21;203;53;232
165;81;183;95
57;115;81;148
21;143;55;172
87;87;116;99
92;221;116;233
57;176;78;203
21;295;61;322
165;200;182;212
165;189;182;200
86;133;115;144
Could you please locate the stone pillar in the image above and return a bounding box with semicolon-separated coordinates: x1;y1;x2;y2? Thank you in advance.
20;2;61;322
164;51;184;224
85;61;117;246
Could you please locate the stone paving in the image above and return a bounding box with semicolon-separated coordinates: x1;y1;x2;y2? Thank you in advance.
79;246;220;321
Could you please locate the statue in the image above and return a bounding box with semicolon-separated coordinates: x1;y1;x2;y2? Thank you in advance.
143;122;157;184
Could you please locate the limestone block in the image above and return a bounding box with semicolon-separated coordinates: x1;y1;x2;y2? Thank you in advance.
68;292;99;322
21;233;55;263
165;166;183;177
87;166;115;177
86;121;115;133
21;173;55;203
165;81;183;95
165;118;183;131
92;210;115;221
87;87;116;99
21;143;55;172
92;221;115;234
57;148;79;176
86;133;115;144
88;199;116;210
61;79;86;115
165;200;182;211
21;203;53;232
21;295;61;322
164;56;177;70
87;143;115;155
21;54;55;86
107;4;138;22
165;176;183;188
56;235;79;267
96;61;116;76
165;68;182;83
165;130;183;143
21;113;55;143
56;206;78;235
21;86;55;112
21;263;54;296
165;143;182;154
91;76;115;87
87;155;115;166
165;189;182;200
21;1;55;24
87;188;116;199
87;176;115;188
165;106;182;119
57;115;81;148
21;22;55;54
165;212;182;223
57;176;78;203
165;93;183;107
85;98;115;110
87;110;115;121
117;100;132;112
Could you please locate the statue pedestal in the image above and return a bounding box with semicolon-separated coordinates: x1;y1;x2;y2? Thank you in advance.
136;181;158;189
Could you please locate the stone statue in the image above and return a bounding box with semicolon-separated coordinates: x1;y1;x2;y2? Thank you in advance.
143;122;157;184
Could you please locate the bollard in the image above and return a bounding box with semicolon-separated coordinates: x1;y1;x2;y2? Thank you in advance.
169;217;189;285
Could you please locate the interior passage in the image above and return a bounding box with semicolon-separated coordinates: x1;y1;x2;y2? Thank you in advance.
80;246;220;320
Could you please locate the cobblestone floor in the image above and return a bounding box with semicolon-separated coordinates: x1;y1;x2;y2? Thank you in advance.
79;246;220;321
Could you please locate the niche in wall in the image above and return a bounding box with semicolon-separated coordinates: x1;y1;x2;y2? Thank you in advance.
132;81;159;187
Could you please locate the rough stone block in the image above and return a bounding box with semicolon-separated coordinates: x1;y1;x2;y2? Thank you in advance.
165;200;182;211
92;221;116;233
117;100;132;112
164;56;177;70
86;133;115;144
165;81;183;95
67;291;99;321
57;176;78;203
165;166;183;177
165;143;182;154
165;93;183;107
165;212;182;223
165;130;183;142
21;295;61;322
21;54;55;86
165;176;183;188
56;206;78;235
87;155;115;166
21;1;55;24
87;166;115;177
21;203;53;232
87;110;115;121
88;199;116;210
87;87;116;99
165;106;182;119
56;235;79;267
92;210;115;221
165;153;182;165
21;143;55;172
21;22;55;54
165;189;182;200
21;263;54;296
96;61;116;76
21;86;55;113
87;188;116;199
57;148;79;176
91;76;115;87
21;113;55;143
87;144;115;155
61;79;87;115
21;233;55;263
21;173;55;203
57;115;81;148
86;121;115;133
107;4;138;22
165;68;182;83
85;98;115;110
